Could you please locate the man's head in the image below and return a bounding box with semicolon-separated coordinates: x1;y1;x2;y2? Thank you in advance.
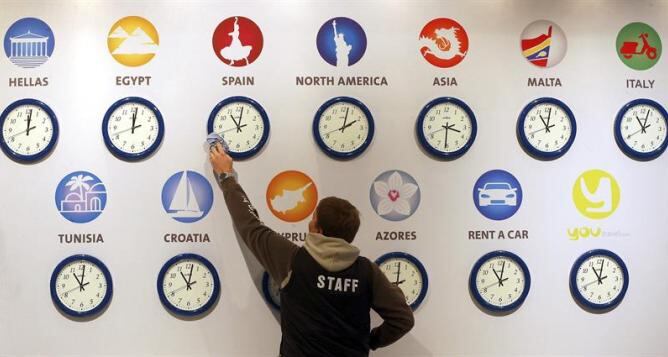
308;197;360;243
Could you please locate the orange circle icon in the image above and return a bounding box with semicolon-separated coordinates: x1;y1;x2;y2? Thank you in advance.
266;171;318;222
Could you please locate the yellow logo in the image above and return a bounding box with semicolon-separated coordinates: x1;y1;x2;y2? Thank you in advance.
266;171;318;222
107;16;159;67
572;169;620;219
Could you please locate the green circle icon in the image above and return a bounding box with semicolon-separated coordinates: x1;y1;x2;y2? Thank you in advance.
616;22;661;70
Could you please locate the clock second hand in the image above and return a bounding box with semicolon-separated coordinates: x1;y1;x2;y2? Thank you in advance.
112;125;143;136
61;282;90;297
218;124;248;135
9;126;37;139
169;281;198;296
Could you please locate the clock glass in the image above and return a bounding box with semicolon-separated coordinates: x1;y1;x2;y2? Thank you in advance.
375;252;428;310
470;251;530;312
207;96;270;159
158;254;220;317
0;98;58;162
615;99;668;160
417;97;476;159
518;97;576;159
313;97;374;159
570;249;629;311
103;97;164;161
50;255;112;318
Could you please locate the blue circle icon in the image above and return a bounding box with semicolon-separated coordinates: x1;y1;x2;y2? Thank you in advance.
55;171;107;223
316;17;366;67
161;170;213;223
473;170;522;220
4;17;55;68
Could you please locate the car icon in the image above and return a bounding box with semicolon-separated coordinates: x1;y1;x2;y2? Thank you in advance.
478;182;517;207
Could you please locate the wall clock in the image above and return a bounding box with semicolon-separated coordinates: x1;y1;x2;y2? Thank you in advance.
157;253;220;317
570;249;629;312
313;96;374;159
469;250;530;313
102;97;164;161
614;98;668;160
207;96;270;159
416;97;477;159
262;271;281;310
0;98;58;162
50;254;113;318
517;97;576;160
375;252;428;310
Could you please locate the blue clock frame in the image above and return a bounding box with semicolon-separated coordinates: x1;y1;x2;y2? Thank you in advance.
50;254;113;318
0;98;59;163
416;97;477;160
262;271;281;310
206;96;270;160
157;253;221;317
569;249;629;311
375;252;428;311
102;96;164;161
312;96;375;160
614;98;668;161
469;250;531;313
517;97;577;160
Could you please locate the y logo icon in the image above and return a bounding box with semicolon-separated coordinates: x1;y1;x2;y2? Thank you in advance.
572;169;620;219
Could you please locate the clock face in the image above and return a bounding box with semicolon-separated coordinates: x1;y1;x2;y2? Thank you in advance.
50;255;112;318
570;249;629;311
470;251;530;312
417;97;477;159
207;96;270;159
158;254;220;317
518;98;576;160
262;271;281;310
376;252;428;310
615;99;668;160
313;97;374;159
0;99;58;162
102;97;164;161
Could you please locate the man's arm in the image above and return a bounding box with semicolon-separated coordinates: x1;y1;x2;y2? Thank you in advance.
210;143;299;284
369;263;415;350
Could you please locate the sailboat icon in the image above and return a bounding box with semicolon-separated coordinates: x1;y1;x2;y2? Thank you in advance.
168;172;204;219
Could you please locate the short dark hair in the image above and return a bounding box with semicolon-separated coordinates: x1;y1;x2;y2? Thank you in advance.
316;197;360;243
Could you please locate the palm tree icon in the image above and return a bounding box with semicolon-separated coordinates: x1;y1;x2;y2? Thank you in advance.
65;174;94;200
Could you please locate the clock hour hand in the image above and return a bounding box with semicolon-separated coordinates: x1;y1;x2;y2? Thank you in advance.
447;124;461;133
340;120;358;132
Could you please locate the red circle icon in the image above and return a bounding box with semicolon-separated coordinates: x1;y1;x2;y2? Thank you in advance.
212;16;263;66
419;18;469;68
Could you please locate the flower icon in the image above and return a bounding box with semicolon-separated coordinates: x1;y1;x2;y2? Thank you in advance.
370;170;420;221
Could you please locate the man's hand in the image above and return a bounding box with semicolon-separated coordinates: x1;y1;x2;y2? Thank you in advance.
209;142;233;175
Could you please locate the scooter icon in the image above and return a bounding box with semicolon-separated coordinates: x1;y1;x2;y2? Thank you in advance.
620;33;658;59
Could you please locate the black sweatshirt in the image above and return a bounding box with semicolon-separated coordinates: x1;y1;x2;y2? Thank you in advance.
219;176;414;356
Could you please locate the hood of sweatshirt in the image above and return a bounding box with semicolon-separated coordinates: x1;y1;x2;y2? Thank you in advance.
304;232;360;272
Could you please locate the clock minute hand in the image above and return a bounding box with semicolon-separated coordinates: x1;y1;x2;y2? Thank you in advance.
236;108;244;133
25;109;33;136
339;107;350;133
131;107;138;134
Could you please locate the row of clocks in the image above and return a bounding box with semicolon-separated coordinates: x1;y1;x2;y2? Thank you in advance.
51;253;220;318
2;96;667;163
263;250;629;314
51;249;629;319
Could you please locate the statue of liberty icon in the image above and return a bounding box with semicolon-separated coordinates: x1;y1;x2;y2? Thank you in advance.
332;20;352;67
219;17;252;65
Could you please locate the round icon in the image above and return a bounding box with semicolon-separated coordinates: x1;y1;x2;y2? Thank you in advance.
55;171;107;224
316;17;366;67
418;18;469;68
212;16;263;66
107;16;159;67
616;22;662;70
266;170;318;222
161;171;214;223
473;170;522;221
572;169;620;220
3;17;55;68
370;170;420;222
520;20;567;68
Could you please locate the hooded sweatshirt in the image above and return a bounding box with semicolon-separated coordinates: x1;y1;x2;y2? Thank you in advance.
219;176;414;356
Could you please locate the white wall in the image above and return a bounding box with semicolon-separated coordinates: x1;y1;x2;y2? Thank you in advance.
1;0;667;356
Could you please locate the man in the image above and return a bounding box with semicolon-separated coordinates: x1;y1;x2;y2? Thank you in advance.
209;143;414;356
